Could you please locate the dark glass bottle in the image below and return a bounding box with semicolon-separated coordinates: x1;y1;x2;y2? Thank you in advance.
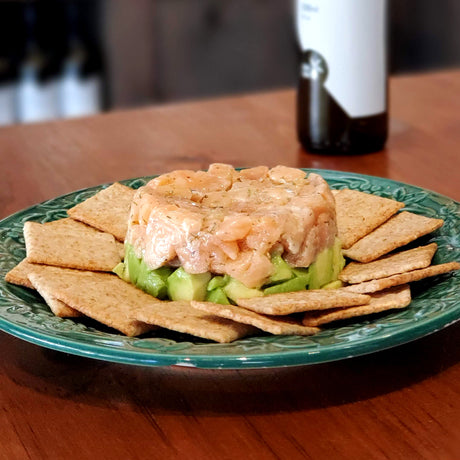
295;0;388;154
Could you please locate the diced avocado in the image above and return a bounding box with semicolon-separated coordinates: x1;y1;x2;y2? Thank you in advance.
308;239;345;290
263;276;308;295
123;243;173;298
153;265;175;280
322;280;343;289
331;237;346;280
207;275;230;291
223;277;263;303
308;246;334;290
206;287;230;304
125;244;142;284
267;253;294;285
136;263;171;299
113;262;130;282
167;267;211;301
291;267;310;283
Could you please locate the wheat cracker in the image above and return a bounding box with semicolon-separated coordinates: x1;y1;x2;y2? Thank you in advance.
24;220;122;271
343;211;444;263
235;288;371;315
132;300;257;343
191;301;319;336
67;182;135;241
339;243;438;284
27;267;154;336
334;189;405;249
302;284;412;326
343;262;460;294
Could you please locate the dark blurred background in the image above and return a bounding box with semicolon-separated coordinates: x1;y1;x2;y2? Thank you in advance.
0;0;459;125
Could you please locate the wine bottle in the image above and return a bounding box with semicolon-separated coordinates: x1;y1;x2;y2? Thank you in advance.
0;2;19;126
16;0;60;123
59;0;103;118
295;0;388;154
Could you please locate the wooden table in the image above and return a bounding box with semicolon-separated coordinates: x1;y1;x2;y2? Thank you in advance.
1;70;459;459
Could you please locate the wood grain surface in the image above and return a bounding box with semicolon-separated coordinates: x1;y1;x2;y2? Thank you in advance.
0;70;459;460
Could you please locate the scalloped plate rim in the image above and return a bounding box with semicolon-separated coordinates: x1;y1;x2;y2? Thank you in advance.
0;169;459;369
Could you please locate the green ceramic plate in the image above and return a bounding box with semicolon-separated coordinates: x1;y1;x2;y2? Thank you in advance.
0;170;459;369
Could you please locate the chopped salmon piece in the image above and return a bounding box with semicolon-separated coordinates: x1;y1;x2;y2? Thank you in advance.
126;164;337;288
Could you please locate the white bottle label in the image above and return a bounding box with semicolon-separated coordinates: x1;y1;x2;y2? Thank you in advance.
296;0;386;118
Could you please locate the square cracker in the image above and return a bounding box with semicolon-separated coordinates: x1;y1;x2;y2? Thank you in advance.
67;182;135;241
45;218;125;259
191;301;320;336
131;301;257;343
339;243;438;284
4;219;107;288
5;258;80;316
43;217;99;231
28;274;81;318
5;259;36;289
343;261;460;294
302;284;412;326
27;265;252;341
27;266;154;336
343;211;444;263
24;220;122;271
334;189;405;249
235;289;371;315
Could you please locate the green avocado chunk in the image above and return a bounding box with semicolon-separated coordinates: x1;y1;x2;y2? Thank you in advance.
136;264;172;299
207;275;230;291
263;261;313;294
167;267;211;301
120;237;345;301
267;253;294;285
331;237;346;280
291;267;310;283
322;280;343;289
308;247;333;290
126;246;142;284
223;277;264;303
206;287;230;304
263;275;308;295
112;262;129;282
308;238;345;289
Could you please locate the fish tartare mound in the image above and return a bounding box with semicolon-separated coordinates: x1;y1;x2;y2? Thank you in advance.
126;164;337;288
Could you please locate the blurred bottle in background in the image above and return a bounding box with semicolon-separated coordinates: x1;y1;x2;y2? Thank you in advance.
59;0;104;118
0;0;105;126
0;2;18;126
16;0;61;123
295;0;388;154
